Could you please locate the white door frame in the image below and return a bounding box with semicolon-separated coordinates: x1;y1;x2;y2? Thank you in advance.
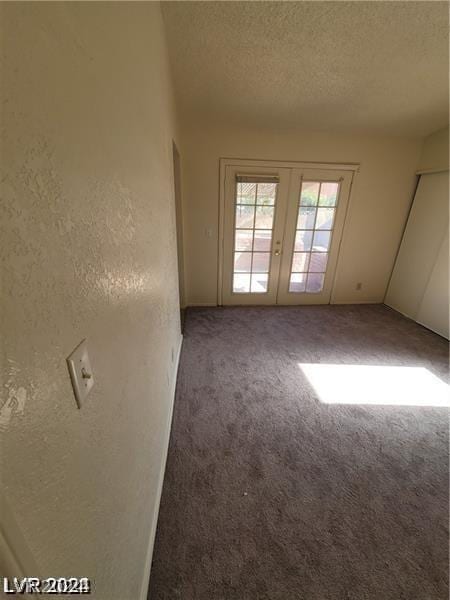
218;158;359;306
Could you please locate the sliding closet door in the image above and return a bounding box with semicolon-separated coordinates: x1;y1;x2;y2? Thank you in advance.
385;171;449;337
416;230;449;338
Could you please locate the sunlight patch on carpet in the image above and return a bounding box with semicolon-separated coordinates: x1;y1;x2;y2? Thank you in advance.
299;364;450;407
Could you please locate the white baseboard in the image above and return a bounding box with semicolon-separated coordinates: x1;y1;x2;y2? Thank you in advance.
330;299;382;305
186;302;217;307
383;302;413;320
188;301;384;307
139;334;183;600
386;303;449;340
415;318;449;340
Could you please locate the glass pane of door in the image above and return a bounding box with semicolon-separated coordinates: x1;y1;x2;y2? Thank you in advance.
289;180;339;293
233;180;277;294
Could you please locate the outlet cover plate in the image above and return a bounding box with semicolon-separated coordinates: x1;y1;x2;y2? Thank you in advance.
67;339;94;408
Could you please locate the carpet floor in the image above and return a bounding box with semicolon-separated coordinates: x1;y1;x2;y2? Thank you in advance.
148;305;449;600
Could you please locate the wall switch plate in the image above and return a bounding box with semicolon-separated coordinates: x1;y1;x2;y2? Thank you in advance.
67;339;94;408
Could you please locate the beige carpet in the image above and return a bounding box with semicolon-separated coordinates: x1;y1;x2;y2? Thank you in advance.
148;305;449;600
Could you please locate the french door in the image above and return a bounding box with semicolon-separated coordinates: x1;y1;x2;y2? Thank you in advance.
221;162;354;305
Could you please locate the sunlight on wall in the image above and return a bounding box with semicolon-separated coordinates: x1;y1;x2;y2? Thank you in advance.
299;364;450;407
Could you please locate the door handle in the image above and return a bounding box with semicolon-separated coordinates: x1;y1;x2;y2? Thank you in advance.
274;249;281;256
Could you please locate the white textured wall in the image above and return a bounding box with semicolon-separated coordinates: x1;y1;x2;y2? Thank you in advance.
180;123;421;305
0;3;181;599
417;126;449;172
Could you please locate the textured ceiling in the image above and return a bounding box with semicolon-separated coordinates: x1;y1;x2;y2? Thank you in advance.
162;1;449;137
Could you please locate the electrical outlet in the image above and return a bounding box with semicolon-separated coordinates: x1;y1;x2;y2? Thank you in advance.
356;282;362;291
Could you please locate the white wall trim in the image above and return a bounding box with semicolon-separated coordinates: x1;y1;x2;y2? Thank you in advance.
416;167;449;175
0;494;42;579
139;333;183;600
217;158;226;306
220;157;360;172
385;303;449;340
187;302;217;307
331;299;383;305
415;317;449;340
330;170;358;304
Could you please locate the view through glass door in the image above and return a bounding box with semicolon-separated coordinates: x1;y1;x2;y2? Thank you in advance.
221;162;354;305
221;166;290;305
